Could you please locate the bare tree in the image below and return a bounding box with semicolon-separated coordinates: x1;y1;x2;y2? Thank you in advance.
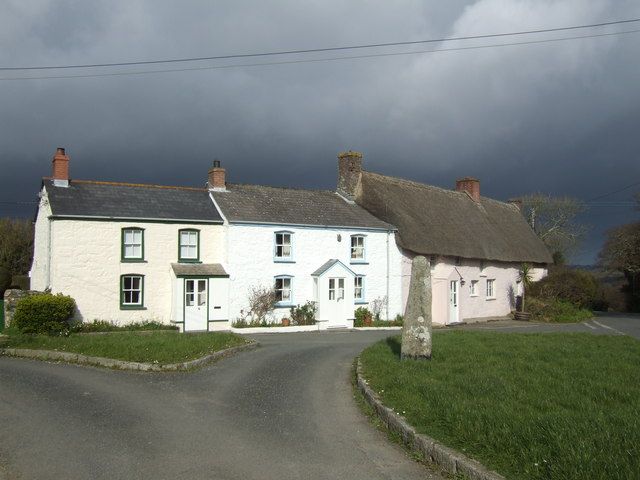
521;194;587;262
599;221;640;311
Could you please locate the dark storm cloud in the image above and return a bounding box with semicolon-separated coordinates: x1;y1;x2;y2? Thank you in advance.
1;0;639;263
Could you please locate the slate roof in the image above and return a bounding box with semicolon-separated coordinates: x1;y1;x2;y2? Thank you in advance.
356;172;552;264
171;263;229;277
44;179;223;223
212;183;394;230
311;259;356;277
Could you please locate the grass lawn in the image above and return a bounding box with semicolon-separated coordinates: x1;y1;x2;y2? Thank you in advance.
359;331;640;480
1;331;248;364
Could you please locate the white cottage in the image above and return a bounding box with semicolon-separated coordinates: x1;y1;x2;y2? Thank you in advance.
207;161;401;328
30;147;550;331
30;148;230;332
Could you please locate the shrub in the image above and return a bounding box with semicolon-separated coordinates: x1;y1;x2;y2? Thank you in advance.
529;268;603;310
354;307;372;327
289;301;317;325
239;286;277;324
13;293;76;335
370;296;388;321
527;297;592;323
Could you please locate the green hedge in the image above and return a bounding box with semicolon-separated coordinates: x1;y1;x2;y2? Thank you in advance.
13;293;76;335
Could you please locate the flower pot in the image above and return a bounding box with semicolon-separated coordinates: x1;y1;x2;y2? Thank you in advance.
281;318;290;327
364;315;373;327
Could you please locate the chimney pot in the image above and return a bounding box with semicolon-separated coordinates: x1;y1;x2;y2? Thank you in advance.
337;150;363;201
455;177;480;202
208;160;226;191
52;147;70;187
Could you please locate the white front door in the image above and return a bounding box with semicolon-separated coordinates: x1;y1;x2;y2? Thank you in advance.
327;277;346;325
184;279;208;331
449;280;459;324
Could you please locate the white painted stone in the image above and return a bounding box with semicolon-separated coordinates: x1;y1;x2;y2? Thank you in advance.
225;224;404;323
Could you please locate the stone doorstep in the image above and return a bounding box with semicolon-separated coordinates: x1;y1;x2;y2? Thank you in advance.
0;341;258;372
356;360;506;480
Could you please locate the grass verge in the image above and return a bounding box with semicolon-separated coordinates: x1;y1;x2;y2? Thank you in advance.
1;330;248;364
359;331;640;480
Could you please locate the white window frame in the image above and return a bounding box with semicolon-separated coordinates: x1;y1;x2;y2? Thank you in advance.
274;231;293;261
470;280;479;297
275;276;293;304
329;278;345;300
179;229;199;261
350;235;366;262
486;279;495;299
354;275;365;302
122;228;144;261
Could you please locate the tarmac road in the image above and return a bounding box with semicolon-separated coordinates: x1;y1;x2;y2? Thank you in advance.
0;331;444;480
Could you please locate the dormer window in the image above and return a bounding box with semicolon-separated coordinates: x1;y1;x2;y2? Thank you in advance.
350;235;366;262
274;231;293;261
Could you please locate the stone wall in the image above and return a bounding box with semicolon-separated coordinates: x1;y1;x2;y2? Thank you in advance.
3;289;42;328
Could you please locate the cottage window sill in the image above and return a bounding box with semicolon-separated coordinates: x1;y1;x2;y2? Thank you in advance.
121;259;147;263
275;303;294;309
355;300;368;305
470;294;478;298
178;259;202;264
120;306;147;310
486;297;496;301
350;261;369;265
274;259;295;263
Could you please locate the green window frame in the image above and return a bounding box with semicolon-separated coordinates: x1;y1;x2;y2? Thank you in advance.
120;274;145;310
178;229;200;263
121;227;145;262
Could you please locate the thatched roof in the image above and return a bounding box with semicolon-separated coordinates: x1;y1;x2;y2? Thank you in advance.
356;172;552;264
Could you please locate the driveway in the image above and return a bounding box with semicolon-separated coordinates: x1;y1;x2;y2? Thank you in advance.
0;331;444;480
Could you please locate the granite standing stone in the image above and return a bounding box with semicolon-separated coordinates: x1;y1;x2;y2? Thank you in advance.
401;256;432;360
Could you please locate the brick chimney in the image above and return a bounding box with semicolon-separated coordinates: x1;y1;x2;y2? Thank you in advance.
455;177;480;202
208;159;226;191
337;150;363;201
52;147;70;187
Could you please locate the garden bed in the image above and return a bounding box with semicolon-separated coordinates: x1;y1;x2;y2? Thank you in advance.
359;331;640;480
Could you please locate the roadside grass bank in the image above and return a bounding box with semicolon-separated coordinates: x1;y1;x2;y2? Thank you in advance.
0;330;248;364
359;331;640;480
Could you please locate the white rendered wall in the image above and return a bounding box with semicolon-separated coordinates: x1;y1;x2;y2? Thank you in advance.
30;188;52;290
226;224;403;323
47;219;225;325
401;250;546;325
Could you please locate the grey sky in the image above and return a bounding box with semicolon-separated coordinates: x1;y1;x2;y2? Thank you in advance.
1;0;639;263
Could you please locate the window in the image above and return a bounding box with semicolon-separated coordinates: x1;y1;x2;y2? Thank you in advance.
354;276;364;301
179;229;199;262
329;278;345;300
479;260;487;276
120;274;144;308
350;235;365;261
486;279;495;299
274;231;293;260
275;276;292;303
185;279;206;307
121;228;144;261
470;280;479;296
